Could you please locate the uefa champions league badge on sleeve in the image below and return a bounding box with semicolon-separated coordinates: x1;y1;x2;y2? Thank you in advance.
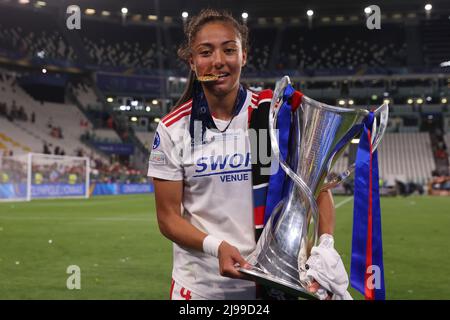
153;132;161;150
150;132;165;165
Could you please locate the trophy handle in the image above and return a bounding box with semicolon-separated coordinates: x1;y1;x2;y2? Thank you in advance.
371;102;389;152
268;76;320;229
321;102;389;191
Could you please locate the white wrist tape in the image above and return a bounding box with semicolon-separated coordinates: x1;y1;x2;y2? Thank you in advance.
202;235;223;258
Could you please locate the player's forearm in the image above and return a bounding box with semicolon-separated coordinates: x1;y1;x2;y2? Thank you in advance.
157;211;208;253
153;178;209;253
317;189;335;236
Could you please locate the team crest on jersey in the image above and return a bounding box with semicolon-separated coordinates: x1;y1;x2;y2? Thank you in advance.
153;132;161;149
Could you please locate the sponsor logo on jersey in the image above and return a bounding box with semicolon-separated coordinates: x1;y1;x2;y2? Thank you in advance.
193;153;251;182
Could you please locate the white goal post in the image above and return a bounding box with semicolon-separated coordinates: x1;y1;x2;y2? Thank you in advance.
0;153;90;202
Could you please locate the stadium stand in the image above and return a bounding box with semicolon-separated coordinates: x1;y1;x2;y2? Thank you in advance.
278;24;407;72
79;19;170;69
0;70;105;159
87;129;122;143
71;82;102;111
444;115;450;133
444;133;450;167
421;17;450;67
0;6;76;62
378;133;436;184
0;3;445;77
135;131;155;151
0;119;35;154
246;26;278;72
0;1;448;191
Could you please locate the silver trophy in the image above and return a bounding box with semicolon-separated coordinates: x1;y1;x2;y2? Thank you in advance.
240;76;389;299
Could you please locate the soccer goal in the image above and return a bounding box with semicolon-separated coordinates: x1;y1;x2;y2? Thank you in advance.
0;153;90;202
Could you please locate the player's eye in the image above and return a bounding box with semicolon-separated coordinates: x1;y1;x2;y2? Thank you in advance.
224;48;237;54
199;50;211;56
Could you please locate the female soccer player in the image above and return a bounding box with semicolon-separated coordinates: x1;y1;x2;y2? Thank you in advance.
147;9;346;300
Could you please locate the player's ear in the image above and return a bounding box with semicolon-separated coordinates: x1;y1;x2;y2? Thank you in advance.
189;56;196;73
242;49;247;67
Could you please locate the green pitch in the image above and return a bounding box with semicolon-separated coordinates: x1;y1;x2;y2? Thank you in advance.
0;194;449;299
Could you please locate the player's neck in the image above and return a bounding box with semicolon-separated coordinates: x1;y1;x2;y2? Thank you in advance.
203;87;239;120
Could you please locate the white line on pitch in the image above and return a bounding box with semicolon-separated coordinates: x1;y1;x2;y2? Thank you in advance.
335;196;353;209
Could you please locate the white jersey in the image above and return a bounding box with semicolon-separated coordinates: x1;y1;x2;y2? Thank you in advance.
147;89;259;299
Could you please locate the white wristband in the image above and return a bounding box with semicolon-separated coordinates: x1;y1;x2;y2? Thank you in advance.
202;235;223;258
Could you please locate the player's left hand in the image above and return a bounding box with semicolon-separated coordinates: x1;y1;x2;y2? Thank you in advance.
300;234;353;300
307;280;331;300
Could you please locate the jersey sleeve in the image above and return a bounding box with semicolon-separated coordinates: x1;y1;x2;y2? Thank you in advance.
147;122;183;181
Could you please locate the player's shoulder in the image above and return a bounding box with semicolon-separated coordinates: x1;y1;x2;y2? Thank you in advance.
257;89;273;104
247;88;273;109
160;99;193;131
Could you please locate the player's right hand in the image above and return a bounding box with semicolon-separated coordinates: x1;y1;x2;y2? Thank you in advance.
218;241;251;279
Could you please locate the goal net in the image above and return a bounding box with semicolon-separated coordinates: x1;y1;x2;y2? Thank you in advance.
0;153;90;202
0;153;29;201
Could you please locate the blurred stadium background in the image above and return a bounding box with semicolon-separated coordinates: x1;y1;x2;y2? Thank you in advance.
0;0;449;299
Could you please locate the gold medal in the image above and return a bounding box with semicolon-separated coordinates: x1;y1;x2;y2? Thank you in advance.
197;74;219;82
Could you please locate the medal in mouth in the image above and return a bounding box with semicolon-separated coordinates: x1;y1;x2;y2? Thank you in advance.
197;73;229;82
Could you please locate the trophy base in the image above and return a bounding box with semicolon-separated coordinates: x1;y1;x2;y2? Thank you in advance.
239;265;317;300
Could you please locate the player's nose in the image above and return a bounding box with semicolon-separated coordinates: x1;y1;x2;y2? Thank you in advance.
212;50;225;69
